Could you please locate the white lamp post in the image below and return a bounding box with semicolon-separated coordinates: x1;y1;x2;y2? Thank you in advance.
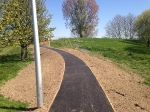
31;0;43;108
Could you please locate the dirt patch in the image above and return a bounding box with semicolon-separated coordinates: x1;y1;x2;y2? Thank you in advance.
0;47;150;112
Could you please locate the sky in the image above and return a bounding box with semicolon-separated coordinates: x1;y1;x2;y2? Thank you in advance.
45;0;150;39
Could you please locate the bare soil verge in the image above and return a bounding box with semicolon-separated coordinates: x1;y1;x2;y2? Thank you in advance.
0;47;150;112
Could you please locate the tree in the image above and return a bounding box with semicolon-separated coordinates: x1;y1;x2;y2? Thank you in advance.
105;13;136;38
134;9;150;46
62;0;99;38
126;13;137;39
105;15;122;38
0;0;55;60
36;0;55;41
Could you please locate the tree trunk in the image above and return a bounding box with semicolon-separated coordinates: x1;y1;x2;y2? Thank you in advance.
21;45;25;61
21;44;28;61
80;33;83;38
25;45;28;58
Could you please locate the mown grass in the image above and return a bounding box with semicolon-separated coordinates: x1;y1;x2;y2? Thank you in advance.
0;46;33;112
0;95;28;112
51;38;150;85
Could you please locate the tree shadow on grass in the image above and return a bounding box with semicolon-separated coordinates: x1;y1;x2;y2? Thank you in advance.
124;46;150;54
0;106;38;111
121;39;145;46
121;39;150;54
0;54;21;64
0;54;32;64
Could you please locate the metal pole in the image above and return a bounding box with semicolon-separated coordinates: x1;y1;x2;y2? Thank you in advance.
31;0;43;108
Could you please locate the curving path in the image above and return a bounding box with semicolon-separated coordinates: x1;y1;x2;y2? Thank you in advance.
43;47;114;112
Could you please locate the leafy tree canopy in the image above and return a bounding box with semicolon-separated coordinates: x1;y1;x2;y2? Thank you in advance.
134;9;150;42
0;0;55;60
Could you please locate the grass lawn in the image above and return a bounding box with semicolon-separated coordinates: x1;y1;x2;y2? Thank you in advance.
51;38;150;85
0;46;33;112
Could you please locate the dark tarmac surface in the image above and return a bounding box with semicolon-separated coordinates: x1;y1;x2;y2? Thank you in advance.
45;47;114;112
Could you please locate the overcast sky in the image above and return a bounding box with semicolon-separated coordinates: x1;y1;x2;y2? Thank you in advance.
45;0;150;39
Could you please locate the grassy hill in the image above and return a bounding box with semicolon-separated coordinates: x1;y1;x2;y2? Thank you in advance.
51;38;150;85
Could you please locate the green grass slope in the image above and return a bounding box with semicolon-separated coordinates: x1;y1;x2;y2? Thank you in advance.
0;46;32;112
51;38;150;85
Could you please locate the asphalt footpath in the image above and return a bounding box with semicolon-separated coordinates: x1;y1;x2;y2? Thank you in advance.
43;47;114;112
